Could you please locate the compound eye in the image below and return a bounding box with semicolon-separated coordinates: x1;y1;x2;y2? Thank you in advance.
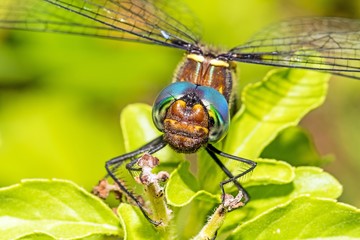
196;86;230;142
152;82;196;131
207;106;229;142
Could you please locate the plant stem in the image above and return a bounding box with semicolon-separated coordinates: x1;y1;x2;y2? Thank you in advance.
138;153;172;227
145;178;172;225
193;192;244;240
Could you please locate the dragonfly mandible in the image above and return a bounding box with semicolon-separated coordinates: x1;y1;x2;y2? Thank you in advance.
1;0;360;225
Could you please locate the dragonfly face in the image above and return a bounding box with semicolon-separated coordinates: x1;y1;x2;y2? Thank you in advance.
153;81;230;153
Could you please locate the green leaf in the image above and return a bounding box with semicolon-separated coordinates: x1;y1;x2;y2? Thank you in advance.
120;103;160;152
166;161;218;207
0;179;121;240
225;69;330;159
245;159;295;186
117;204;160;240
228;196;360;240
167;159;294;214
247;166;343;215
292;166;342;198
261;126;333;166
17;233;55;240
197;154;295;193
220;166;343;235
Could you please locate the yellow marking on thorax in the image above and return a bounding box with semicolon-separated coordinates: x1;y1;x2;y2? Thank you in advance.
209;58;229;67
187;54;205;62
218;86;224;94
187;54;230;68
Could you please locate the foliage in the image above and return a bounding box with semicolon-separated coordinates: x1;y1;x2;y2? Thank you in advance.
1;69;359;239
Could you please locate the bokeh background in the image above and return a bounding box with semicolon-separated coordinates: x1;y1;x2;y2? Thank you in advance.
0;0;359;207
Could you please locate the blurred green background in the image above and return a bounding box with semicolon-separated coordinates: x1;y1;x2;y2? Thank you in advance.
0;0;359;207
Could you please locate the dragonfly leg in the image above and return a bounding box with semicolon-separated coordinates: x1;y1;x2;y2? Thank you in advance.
206;144;257;205
105;135;167;225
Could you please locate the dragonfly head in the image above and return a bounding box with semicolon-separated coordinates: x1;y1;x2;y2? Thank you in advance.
153;82;230;153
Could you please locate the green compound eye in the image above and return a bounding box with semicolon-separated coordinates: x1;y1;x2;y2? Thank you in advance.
198;87;230;143
206;104;229;143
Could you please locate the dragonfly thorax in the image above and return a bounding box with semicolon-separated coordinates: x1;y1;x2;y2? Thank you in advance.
175;53;236;103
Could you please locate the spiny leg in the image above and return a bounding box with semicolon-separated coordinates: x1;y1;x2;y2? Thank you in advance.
206;144;257;205
105;135;167;225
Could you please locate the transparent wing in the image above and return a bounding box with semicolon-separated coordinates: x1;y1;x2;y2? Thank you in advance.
230;17;360;79
0;0;201;49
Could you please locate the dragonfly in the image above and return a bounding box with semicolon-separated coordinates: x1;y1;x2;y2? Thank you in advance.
1;0;360;225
